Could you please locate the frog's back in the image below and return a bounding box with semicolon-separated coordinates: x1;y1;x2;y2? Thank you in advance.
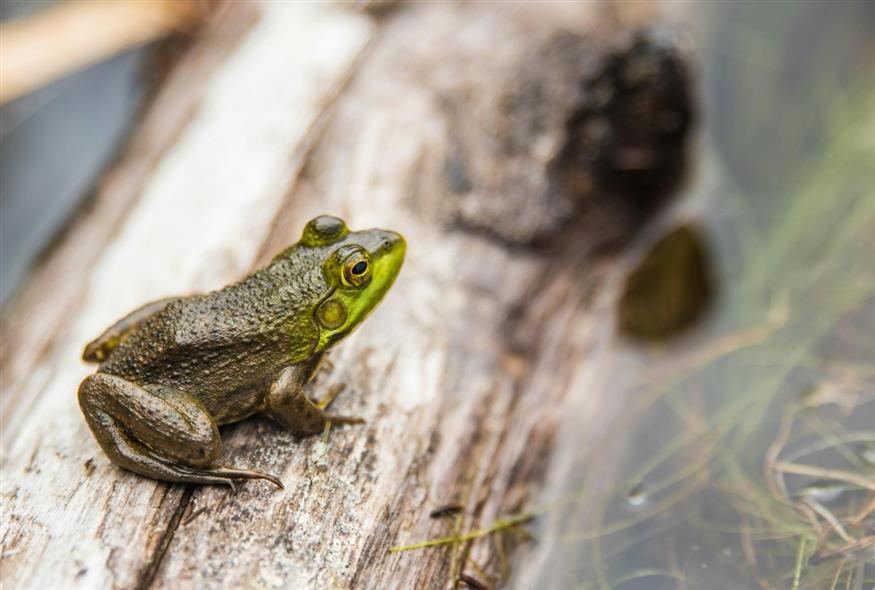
98;256;325;396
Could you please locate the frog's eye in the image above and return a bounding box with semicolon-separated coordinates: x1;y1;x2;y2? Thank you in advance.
341;251;371;287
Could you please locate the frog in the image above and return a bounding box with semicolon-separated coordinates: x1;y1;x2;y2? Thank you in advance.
78;215;405;490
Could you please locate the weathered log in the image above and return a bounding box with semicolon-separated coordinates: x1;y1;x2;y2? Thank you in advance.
0;3;690;588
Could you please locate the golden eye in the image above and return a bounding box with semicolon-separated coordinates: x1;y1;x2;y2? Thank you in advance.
342;252;371;287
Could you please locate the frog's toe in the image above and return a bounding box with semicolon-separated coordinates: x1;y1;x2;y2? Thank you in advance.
323;413;366;425
205;465;284;490
165;461;283;490
314;383;346;410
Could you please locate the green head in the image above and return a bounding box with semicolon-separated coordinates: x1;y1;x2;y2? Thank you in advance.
297;215;405;352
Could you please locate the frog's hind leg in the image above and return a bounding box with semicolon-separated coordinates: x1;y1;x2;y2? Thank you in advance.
78;373;282;489
82;297;179;363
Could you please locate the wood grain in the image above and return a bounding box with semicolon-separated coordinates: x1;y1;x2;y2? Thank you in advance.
1;4;374;588
1;2;675;588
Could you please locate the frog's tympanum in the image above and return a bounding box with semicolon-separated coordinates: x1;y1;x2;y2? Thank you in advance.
78;216;405;489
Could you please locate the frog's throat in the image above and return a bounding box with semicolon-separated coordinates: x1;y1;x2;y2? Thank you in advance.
312;285;369;353
311;270;395;353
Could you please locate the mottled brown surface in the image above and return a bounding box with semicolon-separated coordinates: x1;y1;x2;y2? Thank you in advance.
0;3;690;589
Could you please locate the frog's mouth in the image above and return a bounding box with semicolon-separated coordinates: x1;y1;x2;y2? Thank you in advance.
313;231;405;352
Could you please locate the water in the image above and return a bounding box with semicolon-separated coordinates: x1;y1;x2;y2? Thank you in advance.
513;2;875;588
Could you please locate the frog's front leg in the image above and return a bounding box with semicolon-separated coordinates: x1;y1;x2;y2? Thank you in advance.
263;364;364;436
78;373;282;489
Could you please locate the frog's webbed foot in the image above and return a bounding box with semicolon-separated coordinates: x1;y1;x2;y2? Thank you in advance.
78;373;282;489
312;384;366;434
314;373;366;425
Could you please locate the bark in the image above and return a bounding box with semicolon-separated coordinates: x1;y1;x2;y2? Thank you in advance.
0;2;690;589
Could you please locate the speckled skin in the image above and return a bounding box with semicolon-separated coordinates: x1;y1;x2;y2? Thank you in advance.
78;216;405;489
97;246;328;423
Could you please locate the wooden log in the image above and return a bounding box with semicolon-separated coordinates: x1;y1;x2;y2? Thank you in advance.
1;2;690;588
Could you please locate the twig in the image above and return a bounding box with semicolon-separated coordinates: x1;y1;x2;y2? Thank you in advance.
802;498;854;544
791;535;808;590
827;557;846;590
458;573;493;590
847;495;875;526
775;462;875;491
429;504;464;519
388;512;535;553
815;536;874;560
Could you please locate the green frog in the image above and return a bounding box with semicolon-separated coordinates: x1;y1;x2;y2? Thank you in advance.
78;215;405;490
